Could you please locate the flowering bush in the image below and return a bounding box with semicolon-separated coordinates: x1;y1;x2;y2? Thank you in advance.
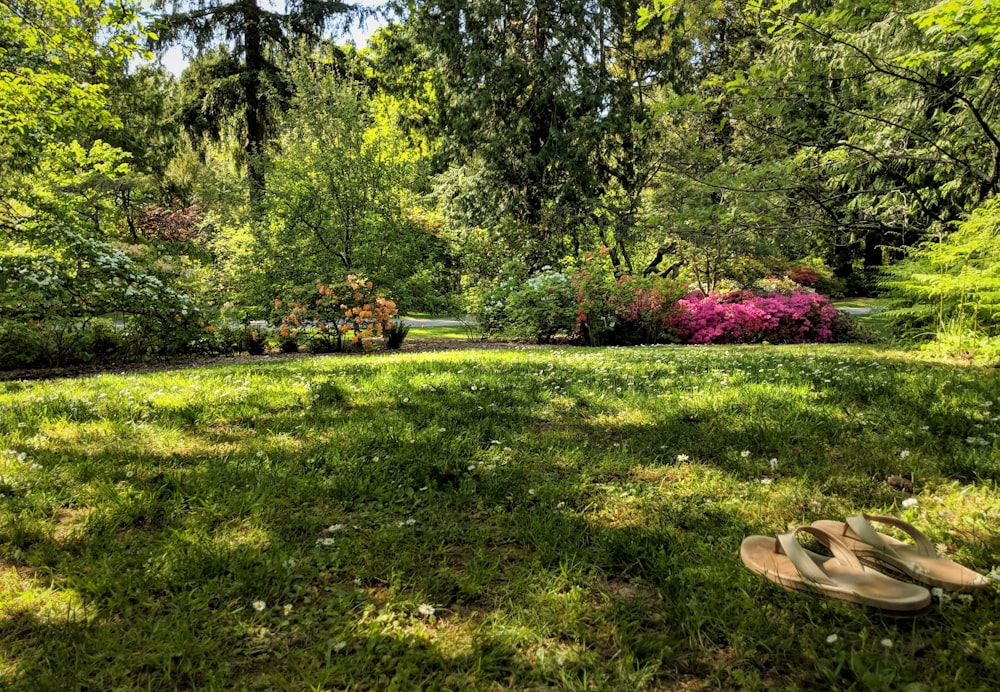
465;262;577;341
669;290;842;345
572;250;684;345
278;275;398;352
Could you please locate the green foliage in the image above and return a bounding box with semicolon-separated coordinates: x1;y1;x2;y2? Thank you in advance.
383;322;410;350
881;197;1000;361
0;0;151;165
396;0;680;272
219;48;453;312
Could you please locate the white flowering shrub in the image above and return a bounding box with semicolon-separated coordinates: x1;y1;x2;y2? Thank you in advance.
465;263;576;342
0;142;205;368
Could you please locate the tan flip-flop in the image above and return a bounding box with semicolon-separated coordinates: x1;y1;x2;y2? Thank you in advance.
812;514;991;593
741;525;932;614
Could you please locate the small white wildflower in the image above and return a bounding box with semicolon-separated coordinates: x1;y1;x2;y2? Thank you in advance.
676;454;689;462
826;633;838;644
372;456;379;463
328;524;345;532
252;600;266;612
901;497;918;509
418;603;435;616
125;470;134;478
438;427;446;433
740;450;750;458
881;638;893;648
332;640;347;652
419;486;428;491
759;477;773;485
17;422;26;428
283;558;297;568
988;567;1000;582
899;450;910;459
353;577;362;586
402;397;409;403
282;604;293;615
30;463;42;471
527;488;535;495
769;458;779;471
405;518;416;525
467;464;476;471
957;594;973;603
317;537;335;547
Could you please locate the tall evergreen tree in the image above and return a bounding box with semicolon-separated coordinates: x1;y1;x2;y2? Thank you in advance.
392;0;680;272
152;0;357;205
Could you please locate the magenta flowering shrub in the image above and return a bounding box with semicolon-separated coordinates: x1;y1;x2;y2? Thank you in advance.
669;290;841;345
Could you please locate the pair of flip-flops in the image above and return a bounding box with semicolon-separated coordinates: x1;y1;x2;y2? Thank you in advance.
741;514;991;615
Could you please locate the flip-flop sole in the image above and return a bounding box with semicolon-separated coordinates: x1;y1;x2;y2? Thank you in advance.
741;535;932;615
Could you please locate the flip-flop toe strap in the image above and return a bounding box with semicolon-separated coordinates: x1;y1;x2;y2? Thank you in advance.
847;514;936;557
776;526;863;586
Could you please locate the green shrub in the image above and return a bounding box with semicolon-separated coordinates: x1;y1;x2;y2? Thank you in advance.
384;322;410;349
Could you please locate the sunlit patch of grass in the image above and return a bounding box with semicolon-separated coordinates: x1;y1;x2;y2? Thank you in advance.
0;344;998;688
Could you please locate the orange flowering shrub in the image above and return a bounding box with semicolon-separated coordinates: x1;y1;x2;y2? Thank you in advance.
278;275;398;351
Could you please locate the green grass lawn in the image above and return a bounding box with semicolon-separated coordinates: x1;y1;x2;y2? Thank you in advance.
1;344;998;689
406;325;470;339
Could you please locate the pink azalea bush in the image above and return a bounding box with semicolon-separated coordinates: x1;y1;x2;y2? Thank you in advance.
668;290;841;345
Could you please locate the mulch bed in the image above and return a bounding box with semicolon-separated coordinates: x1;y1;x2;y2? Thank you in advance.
0;338;551;383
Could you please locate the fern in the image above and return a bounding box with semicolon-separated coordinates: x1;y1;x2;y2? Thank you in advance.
882;198;1000;347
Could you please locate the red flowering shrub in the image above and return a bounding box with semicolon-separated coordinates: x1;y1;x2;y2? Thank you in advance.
786;266;820;287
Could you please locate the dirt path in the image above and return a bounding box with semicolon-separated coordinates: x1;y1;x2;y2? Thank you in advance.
0;338;545;383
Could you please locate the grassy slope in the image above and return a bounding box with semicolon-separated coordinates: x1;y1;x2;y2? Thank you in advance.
1;344;998;689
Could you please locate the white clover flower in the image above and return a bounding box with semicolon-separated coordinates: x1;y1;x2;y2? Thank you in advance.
317;537;335;547
252;600;266;612
418;603;435;616
327;524;345;532
901;497;918;509
899;450;911;459
527;488;535;496
881;638;893;648
760;478;773;485
676;454;689;462
740;450;751;458
353;577;362;586
282;604;293;615
826;633;838;644
438;427;446;433
405;518;416;525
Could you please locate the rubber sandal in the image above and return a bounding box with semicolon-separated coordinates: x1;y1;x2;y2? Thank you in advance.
812;514;991;593
741;525;932;614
